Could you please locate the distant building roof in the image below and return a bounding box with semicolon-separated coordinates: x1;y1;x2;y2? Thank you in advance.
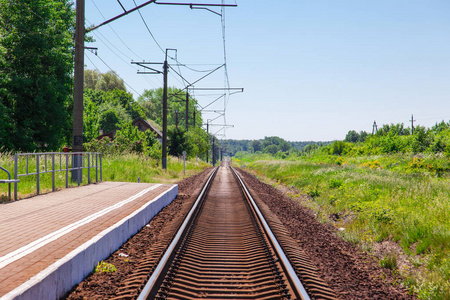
96;130;116;140
132;117;163;139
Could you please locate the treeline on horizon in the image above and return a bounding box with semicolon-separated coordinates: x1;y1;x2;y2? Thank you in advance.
224;120;450;158
221;137;332;157
331;121;450;156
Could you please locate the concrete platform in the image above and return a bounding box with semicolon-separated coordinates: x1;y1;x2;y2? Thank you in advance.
0;182;178;300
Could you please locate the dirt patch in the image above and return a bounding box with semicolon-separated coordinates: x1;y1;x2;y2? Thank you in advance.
235;167;416;300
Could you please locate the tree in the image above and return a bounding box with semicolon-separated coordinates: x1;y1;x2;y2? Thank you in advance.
138;87;203;129
359;131;369;142
345;130;359;143
330;141;346;155
168;126;187;157
264;144;278;155
84;70;126;92
261;136;292;152
185;127;210;158
82;88;144;142
84;69;101;90
303;143;318;153
83;96;100;142
98;102;131;133
0;0;75;151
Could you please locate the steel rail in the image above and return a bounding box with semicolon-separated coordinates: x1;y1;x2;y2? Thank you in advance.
137;167;218;300
230;166;311;300
137;165;311;299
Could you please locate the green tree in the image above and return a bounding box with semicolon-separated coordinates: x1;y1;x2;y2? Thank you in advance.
83;88;144;142
262;136;292;152
138;87;203;128
168;126;187;157
264;144;278;155
345;130;359;143
303;143;318;153
0;0;75;151
359;131;369;142
98;102;131;133
95;70;126;92
83;96;100;142
84;69;101;90
330;141;346;155
185;127;210;158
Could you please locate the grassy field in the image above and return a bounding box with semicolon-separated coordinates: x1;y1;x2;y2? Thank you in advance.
0;152;210;202
233;153;450;300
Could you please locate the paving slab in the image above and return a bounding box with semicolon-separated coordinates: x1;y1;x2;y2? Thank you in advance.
0;181;178;300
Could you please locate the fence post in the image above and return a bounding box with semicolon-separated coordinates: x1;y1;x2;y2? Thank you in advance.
65;154;69;188
14;154;18;201
36;154;40;195
100;153;102;181
183;151;186;176
77;154;82;186
52;154;55;192
87;154;90;184
95;153;98;182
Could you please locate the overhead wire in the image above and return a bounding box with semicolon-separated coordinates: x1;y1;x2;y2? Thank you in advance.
90;51;142;97
221;1;231;112
90;0;144;60
130;0;190;89
85;16;162;89
132;0;165;54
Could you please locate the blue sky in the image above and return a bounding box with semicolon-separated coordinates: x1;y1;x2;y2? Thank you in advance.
84;0;450;141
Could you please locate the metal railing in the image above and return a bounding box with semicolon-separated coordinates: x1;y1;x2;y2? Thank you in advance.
13;152;102;201
0;166;19;201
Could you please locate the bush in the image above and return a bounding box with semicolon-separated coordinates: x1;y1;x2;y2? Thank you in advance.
83;121;162;159
330;141;346;155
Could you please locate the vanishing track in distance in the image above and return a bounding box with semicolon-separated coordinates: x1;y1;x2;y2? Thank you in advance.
136;161;335;300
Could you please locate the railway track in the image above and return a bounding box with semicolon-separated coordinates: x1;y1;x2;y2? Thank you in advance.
127;162;335;300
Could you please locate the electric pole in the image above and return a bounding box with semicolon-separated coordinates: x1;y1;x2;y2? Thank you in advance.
185;92;189;131
372;121;378;135
162;54;168;169
212;138;215;166
131;49;171;170
71;0;85;181
410;114;416;135
206;120;210;163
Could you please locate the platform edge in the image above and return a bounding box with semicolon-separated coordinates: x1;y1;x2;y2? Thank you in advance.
2;184;178;300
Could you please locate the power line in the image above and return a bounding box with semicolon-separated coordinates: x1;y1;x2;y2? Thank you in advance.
90;0;144;60
132;0;165;54
90;51;142;97
131;0;187;88
85;18;162;89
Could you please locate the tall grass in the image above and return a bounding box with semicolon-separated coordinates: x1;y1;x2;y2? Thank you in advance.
235;154;450;299
0;152;209;201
